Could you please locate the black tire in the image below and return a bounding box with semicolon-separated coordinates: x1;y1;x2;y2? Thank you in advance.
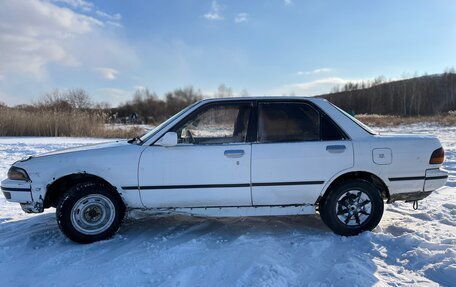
56;181;125;244
319;179;384;236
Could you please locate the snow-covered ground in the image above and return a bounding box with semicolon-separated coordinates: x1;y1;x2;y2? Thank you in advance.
0;125;454;287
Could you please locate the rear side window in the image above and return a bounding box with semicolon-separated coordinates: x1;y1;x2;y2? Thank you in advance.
321;115;346;141
258;102;320;143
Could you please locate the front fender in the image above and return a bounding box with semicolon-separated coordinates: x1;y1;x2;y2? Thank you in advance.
12;144;145;210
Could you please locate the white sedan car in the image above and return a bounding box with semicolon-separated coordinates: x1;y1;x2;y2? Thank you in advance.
1;97;448;243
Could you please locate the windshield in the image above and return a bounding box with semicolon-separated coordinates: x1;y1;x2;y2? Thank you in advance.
138;102;200;143
331;103;377;135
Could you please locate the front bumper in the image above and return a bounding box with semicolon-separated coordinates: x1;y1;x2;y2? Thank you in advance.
1;178;44;213
1;178;32;203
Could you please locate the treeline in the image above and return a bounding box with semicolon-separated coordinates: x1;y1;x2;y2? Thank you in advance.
112;87;203;124
320;70;456;116
112;84;242;124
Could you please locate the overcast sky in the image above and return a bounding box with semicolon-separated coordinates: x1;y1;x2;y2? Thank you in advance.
0;0;455;106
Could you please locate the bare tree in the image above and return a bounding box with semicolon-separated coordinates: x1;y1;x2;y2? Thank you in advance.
65;89;92;109
36;89;92;111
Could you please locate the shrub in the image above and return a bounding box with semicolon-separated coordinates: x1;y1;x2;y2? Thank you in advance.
0;108;143;138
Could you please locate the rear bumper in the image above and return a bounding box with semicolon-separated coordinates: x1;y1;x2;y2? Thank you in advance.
388;190;433;203
387;168;448;203
424;168;448;192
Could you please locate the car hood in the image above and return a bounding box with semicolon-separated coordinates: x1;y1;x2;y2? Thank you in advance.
23;140;131;160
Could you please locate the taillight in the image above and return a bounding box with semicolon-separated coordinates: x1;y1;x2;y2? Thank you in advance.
429;147;444;164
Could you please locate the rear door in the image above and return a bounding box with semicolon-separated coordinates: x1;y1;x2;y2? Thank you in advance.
139;101;253;208
251;101;354;205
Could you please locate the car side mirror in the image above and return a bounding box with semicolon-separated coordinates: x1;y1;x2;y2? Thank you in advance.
155;132;178;147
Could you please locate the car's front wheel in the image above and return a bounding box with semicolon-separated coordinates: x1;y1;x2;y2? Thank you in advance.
319;179;384;236
56;181;125;243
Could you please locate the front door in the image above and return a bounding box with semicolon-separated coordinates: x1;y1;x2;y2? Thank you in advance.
139;101;253;208
251;101;354;205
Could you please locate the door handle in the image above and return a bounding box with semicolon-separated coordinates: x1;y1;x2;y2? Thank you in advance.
326;145;346;153
224;149;245;158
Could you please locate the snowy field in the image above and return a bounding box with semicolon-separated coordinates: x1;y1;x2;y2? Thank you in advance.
0;125;454;287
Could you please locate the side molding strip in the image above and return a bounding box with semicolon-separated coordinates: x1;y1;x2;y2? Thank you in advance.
252;181;324;187
122;180;325;190
123;183;250;190
1;187;31;192
389;176;425;181
424;175;448;180
389;175;449;182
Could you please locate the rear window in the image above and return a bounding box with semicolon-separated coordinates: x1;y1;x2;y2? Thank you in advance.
331;103;377;135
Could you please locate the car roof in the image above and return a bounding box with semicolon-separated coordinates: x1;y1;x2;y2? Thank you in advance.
198;96;327;104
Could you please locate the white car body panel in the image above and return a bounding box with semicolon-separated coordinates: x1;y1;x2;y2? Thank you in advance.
138;144;252;207
1;97;448;216
251;140;354;205
7;141;144;210
367;134;443;194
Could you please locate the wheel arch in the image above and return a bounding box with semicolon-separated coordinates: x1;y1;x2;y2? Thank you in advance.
44;173;123;209
316;171;390;206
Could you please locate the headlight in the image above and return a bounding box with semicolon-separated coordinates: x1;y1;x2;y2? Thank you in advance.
7;167;30;181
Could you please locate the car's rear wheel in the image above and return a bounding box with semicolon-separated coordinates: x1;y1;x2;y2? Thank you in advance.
56;181;125;243
319;179;384;236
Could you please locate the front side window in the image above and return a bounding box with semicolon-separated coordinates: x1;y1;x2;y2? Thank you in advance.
172;102;251;144
139;102;199;143
258;102;320;143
